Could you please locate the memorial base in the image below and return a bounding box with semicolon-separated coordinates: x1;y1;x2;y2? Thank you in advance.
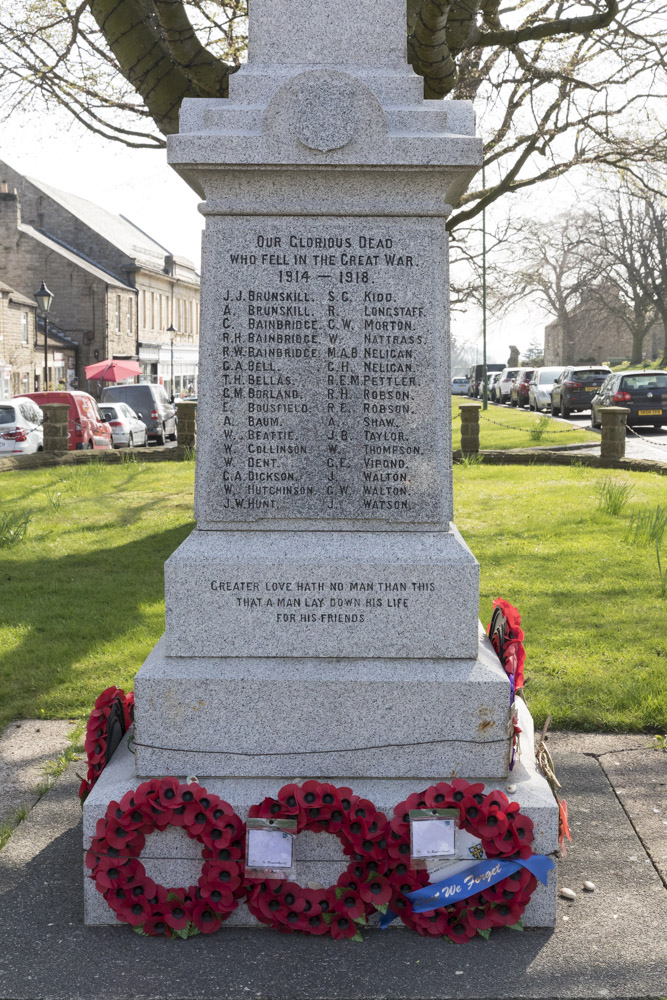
134;626;513;779
83;701;558;930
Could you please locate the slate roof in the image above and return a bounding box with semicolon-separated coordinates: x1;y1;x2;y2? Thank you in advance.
0;279;37;309
19;225;135;289
24;176;173;272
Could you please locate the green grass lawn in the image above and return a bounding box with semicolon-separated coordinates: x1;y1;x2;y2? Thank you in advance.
451;396;599;451
0;458;664;733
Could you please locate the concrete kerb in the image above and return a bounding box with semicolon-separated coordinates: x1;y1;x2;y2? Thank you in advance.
0;445;182;474
453;448;667;475
0;731;665;1000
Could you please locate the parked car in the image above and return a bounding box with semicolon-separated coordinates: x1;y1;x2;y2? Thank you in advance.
492;368;520;404
452;376;470;396
99;402;149;447
528;366;566;412
467;363;505;398
590;370;667;428
550;366;612;418
20;390;112;450
0;397;44;455
510;368;535;408
100;383;177;445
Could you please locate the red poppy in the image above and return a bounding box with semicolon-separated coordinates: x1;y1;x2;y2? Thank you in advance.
466;902;495;930
488;900;524;927
119;896;153;926
196;879;235;909
142;913;172;936
297;779;327;809
277;783;302;815
445;911;477;942
423;782;452;808
512;813;534;845
302;912;330;935
329;914;359;940
477;807;509;840
257;891;289;923
359;875;392;906
333;888;365;920
191;902;222;934
416;910;449;936
164;899;191;930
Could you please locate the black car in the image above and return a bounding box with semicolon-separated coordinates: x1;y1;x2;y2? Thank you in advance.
591;370;667;428
467;363;505;398
550;366;612;418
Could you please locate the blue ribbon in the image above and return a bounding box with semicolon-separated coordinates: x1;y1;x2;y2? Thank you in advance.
379;854;554;928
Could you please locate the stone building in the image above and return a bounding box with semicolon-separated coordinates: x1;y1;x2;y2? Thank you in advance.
544;289;662;366
0;161;200;397
0;277;78;399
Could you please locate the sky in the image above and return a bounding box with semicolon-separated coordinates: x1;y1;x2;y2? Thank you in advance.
0;92;549;368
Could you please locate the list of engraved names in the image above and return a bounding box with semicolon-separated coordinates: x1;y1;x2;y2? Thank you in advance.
207;219;444;521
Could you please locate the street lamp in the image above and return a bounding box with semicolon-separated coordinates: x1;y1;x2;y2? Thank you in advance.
167;323;176;400
34;281;54;391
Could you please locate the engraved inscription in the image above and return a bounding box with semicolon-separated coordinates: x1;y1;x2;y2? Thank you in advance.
209;578;435;624
203;218;446;522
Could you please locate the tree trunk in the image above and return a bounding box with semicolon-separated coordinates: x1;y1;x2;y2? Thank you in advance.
630;325;648;365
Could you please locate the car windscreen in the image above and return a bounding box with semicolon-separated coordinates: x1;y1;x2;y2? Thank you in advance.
504;370;519;379
621;374;667;390
572;369;610;381
100;406;118;419
0;406;16;425
538;369;563;383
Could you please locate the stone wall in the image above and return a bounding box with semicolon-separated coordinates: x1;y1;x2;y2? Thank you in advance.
0;191;137;388
0;285;36;396
544;291;661;366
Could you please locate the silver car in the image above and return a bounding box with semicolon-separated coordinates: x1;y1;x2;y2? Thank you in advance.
528;367;566;412
0;397;43;455
492;368;520;404
99;403;148;448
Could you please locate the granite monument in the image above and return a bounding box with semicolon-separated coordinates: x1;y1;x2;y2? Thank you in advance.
84;0;558;928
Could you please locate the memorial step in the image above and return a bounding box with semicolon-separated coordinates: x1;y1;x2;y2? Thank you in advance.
83;701;557;929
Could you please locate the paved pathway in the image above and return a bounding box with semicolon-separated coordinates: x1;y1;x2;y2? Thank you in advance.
0;720;77;828
0;732;665;1000
562;413;667;463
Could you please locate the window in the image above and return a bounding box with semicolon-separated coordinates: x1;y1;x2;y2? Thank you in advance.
159;294;163;330
142;290;146;329
116;295;121;331
21;312;28;345
151;293;155;330
127;299;133;333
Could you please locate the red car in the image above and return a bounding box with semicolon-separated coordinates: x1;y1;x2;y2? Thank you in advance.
19;391;113;450
510;368;535;408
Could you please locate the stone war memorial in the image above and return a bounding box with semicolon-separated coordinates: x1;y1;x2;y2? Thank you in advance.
83;0;558;940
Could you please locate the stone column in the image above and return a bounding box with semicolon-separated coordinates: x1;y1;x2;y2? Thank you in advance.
175;401;197;459
40;403;69;453
459;402;481;456
600;406;630;460
83;0;558;932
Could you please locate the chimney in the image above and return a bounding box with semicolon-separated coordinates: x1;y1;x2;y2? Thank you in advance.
0;184;21;227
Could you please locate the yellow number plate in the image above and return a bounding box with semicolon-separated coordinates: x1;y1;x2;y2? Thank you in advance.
638;409;662;416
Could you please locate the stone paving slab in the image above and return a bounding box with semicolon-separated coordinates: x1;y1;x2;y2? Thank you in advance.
0;733;665;1000
0;720;77;827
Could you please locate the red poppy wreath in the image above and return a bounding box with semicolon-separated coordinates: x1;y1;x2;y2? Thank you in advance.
79;686;134;803
381;779;537;941
245;781;391;940
86;778;246;937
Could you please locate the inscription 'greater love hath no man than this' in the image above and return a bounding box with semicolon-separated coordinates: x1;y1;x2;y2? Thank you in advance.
204;218;448;523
